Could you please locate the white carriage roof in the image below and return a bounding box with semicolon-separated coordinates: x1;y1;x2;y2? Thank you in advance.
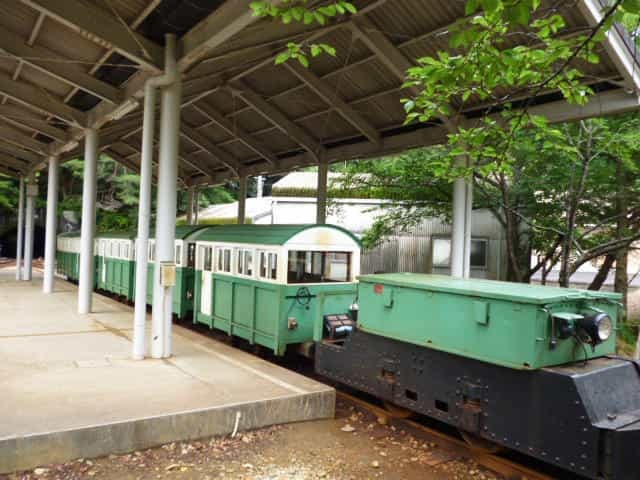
0;1;638;183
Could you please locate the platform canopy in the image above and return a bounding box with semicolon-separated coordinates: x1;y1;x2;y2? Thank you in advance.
0;0;639;183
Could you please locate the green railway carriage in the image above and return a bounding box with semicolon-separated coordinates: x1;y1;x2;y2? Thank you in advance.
145;225;207;318
193;224;361;355
95;232;136;298
56;232;81;281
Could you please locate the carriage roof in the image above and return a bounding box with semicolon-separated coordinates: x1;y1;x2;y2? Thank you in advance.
192;224;360;247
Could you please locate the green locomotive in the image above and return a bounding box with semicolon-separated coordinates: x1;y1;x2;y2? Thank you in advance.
315;273;638;480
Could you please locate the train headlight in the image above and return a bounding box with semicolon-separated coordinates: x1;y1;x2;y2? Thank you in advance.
577;313;613;345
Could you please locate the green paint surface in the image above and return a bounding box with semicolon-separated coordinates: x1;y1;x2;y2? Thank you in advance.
193;270;357;355
357;274;620;369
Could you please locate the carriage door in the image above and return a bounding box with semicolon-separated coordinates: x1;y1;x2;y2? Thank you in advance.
200;246;213;315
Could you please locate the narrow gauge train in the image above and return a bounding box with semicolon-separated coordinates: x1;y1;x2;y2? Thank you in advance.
57;224;361;354
57;227;640;479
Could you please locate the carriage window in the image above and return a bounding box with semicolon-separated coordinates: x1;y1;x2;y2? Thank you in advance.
259;252;278;280
204;247;213;272
187;243;196;268
215;247;232;273
237;249;254;277
122;244;129;259
287;251;351;284
175;245;182;266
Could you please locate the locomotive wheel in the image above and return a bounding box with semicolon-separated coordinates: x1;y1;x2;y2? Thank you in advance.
459;431;503;454
382;401;413;419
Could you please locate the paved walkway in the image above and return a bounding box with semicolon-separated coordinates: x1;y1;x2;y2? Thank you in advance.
0;269;334;473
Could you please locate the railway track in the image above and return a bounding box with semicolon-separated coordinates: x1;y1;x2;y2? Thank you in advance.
335;390;557;480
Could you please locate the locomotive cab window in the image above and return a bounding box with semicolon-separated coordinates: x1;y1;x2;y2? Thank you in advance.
287;251;352;284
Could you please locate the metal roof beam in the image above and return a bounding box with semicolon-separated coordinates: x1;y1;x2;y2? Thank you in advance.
0;122;50;155
579;0;640;93
19;0;164;72
0;163;21;177
0;105;69;142
349;16;419;96
179;0;282;72
0;143;41;164
0;152;30;173
0;71;86;127
0;27;124;105
192;101;278;165
180;124;240;176
189;88;640;186
285;60;381;145
230;80;325;161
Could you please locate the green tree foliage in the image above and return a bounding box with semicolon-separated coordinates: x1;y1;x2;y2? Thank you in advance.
59;155;234;232
0;175;18;212
338;113;640;289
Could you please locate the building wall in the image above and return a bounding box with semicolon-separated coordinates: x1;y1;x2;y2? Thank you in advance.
361;209;508;280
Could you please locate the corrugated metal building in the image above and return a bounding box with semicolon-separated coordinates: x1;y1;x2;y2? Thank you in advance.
360;209;507;279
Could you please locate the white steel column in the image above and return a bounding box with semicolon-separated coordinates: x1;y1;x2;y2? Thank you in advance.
78;128;99;314
43;156;59;293
132;80;157;360
15;176;24;281
186;187;194;225
23;177;36;282
450;178;472;278
152;34;181;359
316;161;328;224
237;176;247;224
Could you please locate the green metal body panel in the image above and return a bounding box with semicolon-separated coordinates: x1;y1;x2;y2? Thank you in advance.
356;274;620;370
55;251;80;281
96;256;135;298
141;264;196;318
193;270;357;355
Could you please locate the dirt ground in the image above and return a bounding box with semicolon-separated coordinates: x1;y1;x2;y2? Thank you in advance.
2;398;499;480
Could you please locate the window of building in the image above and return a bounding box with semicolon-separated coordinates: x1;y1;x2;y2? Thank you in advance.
149;243;155;262
237;249;254;277
122;243;129;259
215;247;232;273
432;237;488;269
287;251;351;284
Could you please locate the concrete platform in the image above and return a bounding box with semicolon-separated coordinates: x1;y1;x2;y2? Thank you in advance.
0;269;334;473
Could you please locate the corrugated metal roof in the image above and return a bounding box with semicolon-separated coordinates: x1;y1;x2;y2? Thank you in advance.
0;0;637;183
